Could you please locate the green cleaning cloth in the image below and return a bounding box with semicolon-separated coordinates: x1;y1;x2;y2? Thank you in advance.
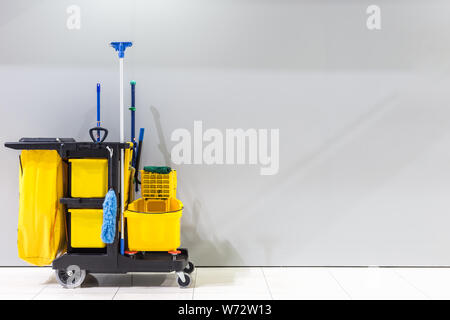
143;166;172;174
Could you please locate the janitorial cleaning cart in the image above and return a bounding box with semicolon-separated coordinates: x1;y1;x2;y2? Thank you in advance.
4;42;194;288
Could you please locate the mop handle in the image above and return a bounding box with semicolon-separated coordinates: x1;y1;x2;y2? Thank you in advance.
96;83;101;142
119;58;125;255
110;41;132;256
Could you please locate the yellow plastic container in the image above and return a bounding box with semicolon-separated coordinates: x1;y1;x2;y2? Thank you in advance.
124;198;183;251
144;199;169;212
69;158;108;198
69;209;106;248
141;170;177;199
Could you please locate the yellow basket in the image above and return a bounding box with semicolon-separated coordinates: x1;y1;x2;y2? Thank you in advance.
141;170;177;199
69;209;106;248
124;198;182;252
69;158;108;198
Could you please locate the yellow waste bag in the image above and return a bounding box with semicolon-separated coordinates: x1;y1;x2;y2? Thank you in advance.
18;150;67;266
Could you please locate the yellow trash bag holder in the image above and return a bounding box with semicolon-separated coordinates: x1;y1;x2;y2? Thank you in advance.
18;150;67;266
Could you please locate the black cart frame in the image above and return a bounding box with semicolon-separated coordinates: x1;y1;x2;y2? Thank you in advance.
5;139;192;287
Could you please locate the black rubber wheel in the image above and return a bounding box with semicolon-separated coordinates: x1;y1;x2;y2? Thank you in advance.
183;261;195;274
177;273;191;288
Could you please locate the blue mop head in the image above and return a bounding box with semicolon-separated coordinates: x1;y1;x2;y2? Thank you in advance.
101;189;117;244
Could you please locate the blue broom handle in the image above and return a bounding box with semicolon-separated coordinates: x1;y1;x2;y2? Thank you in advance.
97;83;101;142
139;127;144;142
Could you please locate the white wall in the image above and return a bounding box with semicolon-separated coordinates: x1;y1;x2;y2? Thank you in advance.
1;0;450;266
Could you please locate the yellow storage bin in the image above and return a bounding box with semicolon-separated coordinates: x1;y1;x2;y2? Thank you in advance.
70;209;106;248
141;170;177;199
69;158;108;198
124;198;183;252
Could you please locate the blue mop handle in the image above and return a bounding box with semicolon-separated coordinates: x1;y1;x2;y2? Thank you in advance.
139;127;144;141
120;239;125;255
96;83;101;142
97;83;100;142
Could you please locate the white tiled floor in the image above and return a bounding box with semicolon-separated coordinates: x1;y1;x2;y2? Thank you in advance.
0;266;449;300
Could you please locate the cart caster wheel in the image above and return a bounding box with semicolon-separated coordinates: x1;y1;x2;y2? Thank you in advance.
183;261;195;274
55;265;86;289
177;273;191;288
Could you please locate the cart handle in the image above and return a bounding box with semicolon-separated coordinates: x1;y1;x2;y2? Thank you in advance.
89;127;108;143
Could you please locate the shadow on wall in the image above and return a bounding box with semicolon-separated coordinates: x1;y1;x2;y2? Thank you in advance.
150;105;243;266
150;105;172;166
181;199;244;266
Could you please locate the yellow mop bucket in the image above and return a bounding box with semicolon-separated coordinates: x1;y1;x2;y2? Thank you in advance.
124;197;183;252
